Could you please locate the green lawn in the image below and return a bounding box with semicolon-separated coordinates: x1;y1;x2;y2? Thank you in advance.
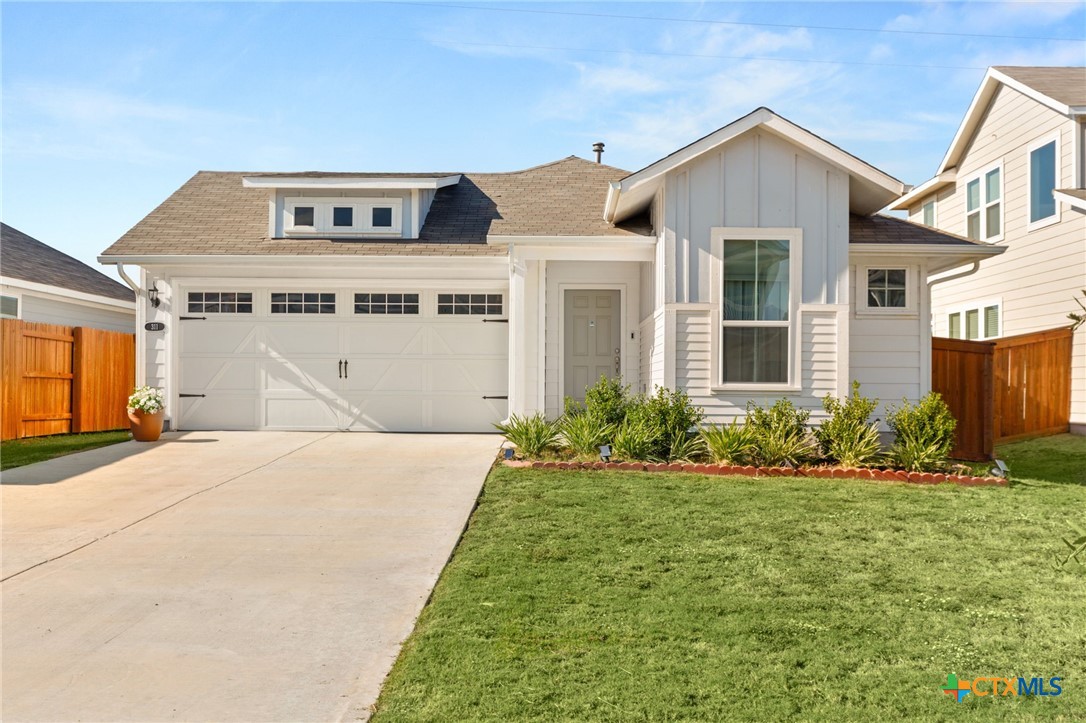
374;436;1086;721
0;430;131;471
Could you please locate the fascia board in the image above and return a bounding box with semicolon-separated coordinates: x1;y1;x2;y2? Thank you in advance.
1054;190;1086;211
97;254;507;267
241;175;461;190
0;275;136;310
886;171;957;211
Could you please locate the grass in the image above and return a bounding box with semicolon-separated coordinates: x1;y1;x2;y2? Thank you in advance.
0;430;131;471
997;434;1086;486
374;435;1086;722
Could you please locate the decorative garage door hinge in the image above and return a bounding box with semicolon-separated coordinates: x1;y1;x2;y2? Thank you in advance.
482;395;508;399
179;316;207;321
179;393;206;398
482;319;509;323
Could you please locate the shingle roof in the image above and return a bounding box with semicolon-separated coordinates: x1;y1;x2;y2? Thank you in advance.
994;66;1086;107
102;157;649;257
1056;188;1086;202
848;214;988;246
1;223;134;301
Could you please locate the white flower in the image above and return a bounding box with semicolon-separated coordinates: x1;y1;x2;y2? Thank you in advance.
127;386;165;414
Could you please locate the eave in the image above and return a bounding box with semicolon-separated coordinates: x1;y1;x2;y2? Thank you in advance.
241;175;462;190
849;242;1005;274
886;171;957;211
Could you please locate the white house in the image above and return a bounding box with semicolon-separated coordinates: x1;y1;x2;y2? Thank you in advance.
1;223;135;332
98;108;1001;433
889;66;1086;434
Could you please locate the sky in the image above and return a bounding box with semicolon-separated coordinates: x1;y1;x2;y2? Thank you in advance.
2;1;1084;280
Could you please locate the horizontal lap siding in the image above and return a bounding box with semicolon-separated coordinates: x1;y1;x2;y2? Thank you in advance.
677;307;839;424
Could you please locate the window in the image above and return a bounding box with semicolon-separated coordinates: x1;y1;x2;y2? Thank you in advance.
271;292;336;314
1029;137;1058;227
437;293;503;315
965;164;1001;241
0;295;18;319
285;197;402;235
922;200;935;227
865;268;907;309
721;238;791;384
354;293;419;314
187;292;253;314
947;302;1000;340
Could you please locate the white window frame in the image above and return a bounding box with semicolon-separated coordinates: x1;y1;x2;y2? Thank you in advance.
284;197;403;236
921;199;936;228
947;299;1002;340
856;265;918;317
1027;132;1061;232
709;227;803;393
963;161;1004;243
1;292;21;319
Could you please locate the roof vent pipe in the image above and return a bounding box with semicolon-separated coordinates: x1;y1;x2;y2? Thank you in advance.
592;142;605;163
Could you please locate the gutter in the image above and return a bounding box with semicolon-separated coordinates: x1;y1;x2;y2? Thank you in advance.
114;262;141;294
927;261;981;290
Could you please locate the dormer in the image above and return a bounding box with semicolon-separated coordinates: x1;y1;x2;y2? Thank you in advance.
242;173;461;239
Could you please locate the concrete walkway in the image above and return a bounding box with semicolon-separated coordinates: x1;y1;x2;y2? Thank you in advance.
1;432;499;722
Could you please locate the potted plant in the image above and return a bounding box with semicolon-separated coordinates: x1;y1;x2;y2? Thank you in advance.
127;386;166;442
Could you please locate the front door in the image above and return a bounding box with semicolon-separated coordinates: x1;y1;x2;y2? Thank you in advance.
563;289;621;403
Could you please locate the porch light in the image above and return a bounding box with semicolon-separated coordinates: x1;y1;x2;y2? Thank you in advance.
147;283;161;308
599;445;611;462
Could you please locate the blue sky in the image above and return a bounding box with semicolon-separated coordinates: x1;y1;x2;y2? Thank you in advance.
3;1;1084;279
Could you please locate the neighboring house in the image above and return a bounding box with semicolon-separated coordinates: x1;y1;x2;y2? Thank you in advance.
98;107;1001;433
1;223;135;332
889;66;1086;434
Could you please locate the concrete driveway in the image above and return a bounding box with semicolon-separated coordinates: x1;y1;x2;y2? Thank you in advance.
1;431;499;722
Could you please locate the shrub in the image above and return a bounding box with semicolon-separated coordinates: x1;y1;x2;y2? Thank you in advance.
559;413;614;459
701;422;757;465
668;430;707;463
611;414;659;462
568;376;633;428
815;381;883;467
494;413;561;459
628;386;705;461
885;392;957;472
745;399;818;467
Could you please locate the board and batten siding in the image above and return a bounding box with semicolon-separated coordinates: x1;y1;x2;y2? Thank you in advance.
909;83;1086;427
653;127;852;422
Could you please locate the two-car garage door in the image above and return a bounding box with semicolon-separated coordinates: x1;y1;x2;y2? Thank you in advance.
176;288;508;432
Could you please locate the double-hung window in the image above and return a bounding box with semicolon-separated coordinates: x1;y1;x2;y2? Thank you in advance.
713;229;800;387
965;164;1002;241
947;301;1000;340
1028;135;1059;229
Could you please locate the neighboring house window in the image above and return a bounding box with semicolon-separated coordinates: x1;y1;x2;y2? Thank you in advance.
965;164;1002;241
354;293;419;315
187;292;253;314
922;200;935;227
721;238;791;384
0;295;18;319
270;292;336;314
1028;136;1059;227
947;302;1000;340
863;268;909;310
285;197;402;235
436;293;503;315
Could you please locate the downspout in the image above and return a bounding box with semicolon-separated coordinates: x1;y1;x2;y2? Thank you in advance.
111;262;147;387
114;262;142;295
927;261;981;291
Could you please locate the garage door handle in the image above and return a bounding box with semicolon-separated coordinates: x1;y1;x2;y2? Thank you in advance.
338;360;343;379
344;360;348;378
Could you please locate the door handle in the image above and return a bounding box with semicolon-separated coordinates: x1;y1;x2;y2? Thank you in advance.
614;355;621;374
338;360;343;379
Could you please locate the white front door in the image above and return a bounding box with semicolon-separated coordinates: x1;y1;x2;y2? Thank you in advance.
176;287;508;432
563;289;621;403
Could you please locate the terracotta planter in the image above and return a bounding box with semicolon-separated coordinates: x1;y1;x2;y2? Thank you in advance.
127;409;164;442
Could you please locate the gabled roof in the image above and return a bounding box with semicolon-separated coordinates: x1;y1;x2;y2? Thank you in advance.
101;157;651;258
992;66;1086;108
605;107;906;223
1;223;133;302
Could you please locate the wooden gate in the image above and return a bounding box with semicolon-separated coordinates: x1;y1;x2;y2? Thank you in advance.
1;319;135;441
932;327;1074;460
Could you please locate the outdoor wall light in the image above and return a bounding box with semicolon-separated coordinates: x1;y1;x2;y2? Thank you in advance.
599;445;611;462
147;284;161;308
502;447;515;461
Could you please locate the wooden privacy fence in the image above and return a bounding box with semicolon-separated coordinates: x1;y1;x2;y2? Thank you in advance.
1;319;135;441
932;327;1074;461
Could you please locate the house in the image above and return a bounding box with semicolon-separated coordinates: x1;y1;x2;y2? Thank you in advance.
97;107;1002;433
1;222;135;332
889;66;1086;434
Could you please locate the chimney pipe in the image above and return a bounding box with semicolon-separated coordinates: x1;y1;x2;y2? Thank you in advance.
592;142;605;163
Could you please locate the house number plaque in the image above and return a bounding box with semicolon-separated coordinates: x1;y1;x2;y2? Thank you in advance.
144;322;166;332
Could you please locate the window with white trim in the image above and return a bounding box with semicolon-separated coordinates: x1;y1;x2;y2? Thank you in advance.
270;292;336;314
285;197;403;235
965;164;1002;241
187;292;253;314
436;293;503;315
720;238;791;384
863;268;909;310
1;295;18;319
921;200;935;227
354;293;419;315
947;302;1000;340
1029;137;1058;227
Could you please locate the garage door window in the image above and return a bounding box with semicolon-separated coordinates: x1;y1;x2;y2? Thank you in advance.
188;292;253;313
354;293;419;314
271;292;336;314
437;293;503;315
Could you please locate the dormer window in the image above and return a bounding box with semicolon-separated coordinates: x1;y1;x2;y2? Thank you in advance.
285;197;403;236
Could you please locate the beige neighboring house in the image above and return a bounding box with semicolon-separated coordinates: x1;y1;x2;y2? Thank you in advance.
890;66;1086;434
0;222;135;332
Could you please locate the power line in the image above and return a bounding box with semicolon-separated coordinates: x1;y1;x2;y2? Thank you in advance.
420;36;988;71
385;1;1086;43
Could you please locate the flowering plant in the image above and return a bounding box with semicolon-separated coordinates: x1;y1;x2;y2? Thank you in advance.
127;386;165;414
